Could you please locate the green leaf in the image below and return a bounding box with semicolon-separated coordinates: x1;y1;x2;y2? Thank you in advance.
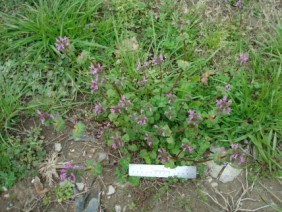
107;89;116;97
128;176;140;186
164;160;175;169
177;60;191;71
109;113;118;121
122;134;130;142
120;158;129;173
72;122;86;140
166;136;174;144
53;117;65;132
128;144;138;151
93;163;102;176
86;159;93;168
116;168;126;184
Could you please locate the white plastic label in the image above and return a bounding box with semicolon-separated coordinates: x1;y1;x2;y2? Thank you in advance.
129;164;196;179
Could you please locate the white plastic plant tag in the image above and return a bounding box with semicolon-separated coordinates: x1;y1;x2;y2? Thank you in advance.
129;164;196;179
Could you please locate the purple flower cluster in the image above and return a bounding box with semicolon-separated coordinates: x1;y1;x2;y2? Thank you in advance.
137;76;147;85
216;96;232;114
166;92;176;104
157;148;171;164
229;143;245;165
236;0;242;8
55;36;70;51
90;64;102;94
181;143;194;152
110;105;121;114
130;110;147;125
118;95;131;110
37;110;47;124
90;63;101;75
238;53;249;65
60;163;81;183
135;54;164;71
152;54;164;65
91;77;99;93
136;60;149;71
111;133;124;149
94;102;105;114
96;121;111;139
37;110;61;125
49;112;60;120
188;110;201;125
144;133;153;146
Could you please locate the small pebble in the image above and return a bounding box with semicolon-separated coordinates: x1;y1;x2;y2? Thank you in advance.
211;182;218;188
115;205;121;212
106;185;116;196
54;143;62;152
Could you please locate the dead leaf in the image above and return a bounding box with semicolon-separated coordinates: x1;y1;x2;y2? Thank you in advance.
32;176;49;194
201;71;215;86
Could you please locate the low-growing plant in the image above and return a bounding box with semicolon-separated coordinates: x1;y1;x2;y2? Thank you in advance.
0;127;45;189
54;181;74;203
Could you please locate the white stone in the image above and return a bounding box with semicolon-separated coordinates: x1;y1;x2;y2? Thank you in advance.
219;164;242;183
206;176;212;183
123;206;127;212
107;185;116;196
211;182;218;188
76;183;84;191
97;152;107;162
115;205;121;212
206;161;242;183
54;143;62;152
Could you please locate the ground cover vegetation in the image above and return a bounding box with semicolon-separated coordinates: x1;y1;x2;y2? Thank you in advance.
0;0;281;206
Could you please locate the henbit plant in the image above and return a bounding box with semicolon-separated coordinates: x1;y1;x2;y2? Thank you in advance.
0;0;103;59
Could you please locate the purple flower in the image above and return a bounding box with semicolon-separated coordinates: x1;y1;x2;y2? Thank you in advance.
238;53;249;65
236;0;242;8
230;153;239;161
216;96;232;114
136;60;149;71
137;76;147;85
55;36;70;51
166;92;176;103
152;54;164;65
94;102;105;114
231;143;239;150
188;110;201;125
238;155;245;165
37;110;47;125
181;143;194;152
91;79;99;93
90;63;101;75
136;60;142;71
118;95;131;110
110;133;124;149
130;110;147;125
59;163;81;183
110;106;121;114
157;148;171;164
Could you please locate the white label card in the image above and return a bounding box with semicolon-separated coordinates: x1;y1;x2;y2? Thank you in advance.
129;164;196;179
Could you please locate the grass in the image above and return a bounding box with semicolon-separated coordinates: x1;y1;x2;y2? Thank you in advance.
0;0;281;196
